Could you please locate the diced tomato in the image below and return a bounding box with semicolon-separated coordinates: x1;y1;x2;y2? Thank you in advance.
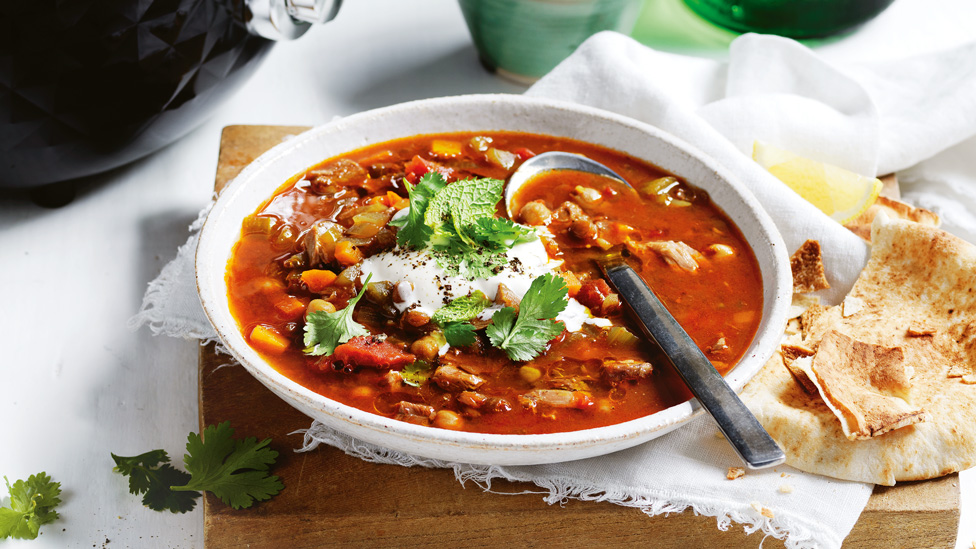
576;279;612;311
404;155;455;184
574;393;595;409
332;336;416;369
513;147;536;161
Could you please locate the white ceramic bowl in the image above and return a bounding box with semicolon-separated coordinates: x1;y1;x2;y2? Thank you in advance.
196;94;791;465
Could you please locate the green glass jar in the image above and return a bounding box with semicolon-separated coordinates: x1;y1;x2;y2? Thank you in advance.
683;0;896;38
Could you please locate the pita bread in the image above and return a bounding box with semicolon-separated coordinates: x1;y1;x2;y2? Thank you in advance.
844;195;940;242
799;330;928;440
742;217;976;485
790;239;830;293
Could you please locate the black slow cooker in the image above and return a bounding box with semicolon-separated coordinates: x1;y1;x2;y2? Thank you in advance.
0;0;340;188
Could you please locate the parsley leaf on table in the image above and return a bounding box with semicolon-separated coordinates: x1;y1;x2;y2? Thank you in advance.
303;274;372;356
172;422;283;510
113;422;283;513
390;172;446;249
486;273;568;361
0;472;62;540
111;451;197;513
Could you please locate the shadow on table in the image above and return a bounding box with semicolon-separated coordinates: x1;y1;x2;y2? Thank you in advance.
336;45;526;113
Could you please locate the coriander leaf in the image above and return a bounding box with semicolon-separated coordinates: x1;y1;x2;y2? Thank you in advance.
303;274;372;356
471;218;536;251
402;360;434;387
486;273;568;361
516;272;568;321
0;472;61;540
442;322;477;347
172;422;283;510
111;451;197;513
432;291;491;325
394;172;446;249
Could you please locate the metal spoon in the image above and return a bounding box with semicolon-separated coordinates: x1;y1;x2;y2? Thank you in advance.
506;152;785;469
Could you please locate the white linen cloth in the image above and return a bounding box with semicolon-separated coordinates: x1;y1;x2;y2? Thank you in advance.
132;32;976;548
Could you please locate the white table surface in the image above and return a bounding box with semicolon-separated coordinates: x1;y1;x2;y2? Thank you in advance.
1;0;973;547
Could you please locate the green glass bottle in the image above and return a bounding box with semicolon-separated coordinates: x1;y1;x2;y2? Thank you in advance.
683;0;896;38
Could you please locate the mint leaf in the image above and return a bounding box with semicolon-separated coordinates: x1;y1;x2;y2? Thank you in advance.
442;322;478;347
173;422;283;510
395;173;447;249
432;291;491;325
0;472;61;540
425;178;504;246
112;451;197;513
303;274;372;356
486;274;568;361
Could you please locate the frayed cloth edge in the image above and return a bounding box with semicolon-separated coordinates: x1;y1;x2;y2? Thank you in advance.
294;422;840;549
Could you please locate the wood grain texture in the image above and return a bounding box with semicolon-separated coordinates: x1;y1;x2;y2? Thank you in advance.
201;125;959;548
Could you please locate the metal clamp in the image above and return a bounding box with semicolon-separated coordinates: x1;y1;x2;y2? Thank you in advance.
246;0;342;41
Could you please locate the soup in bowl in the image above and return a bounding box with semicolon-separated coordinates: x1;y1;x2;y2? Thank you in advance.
196;95;791;464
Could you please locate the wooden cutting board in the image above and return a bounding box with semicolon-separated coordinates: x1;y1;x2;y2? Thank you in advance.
200;125;960;548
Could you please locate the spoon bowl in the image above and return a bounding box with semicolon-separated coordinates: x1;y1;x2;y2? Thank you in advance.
504;151;630;218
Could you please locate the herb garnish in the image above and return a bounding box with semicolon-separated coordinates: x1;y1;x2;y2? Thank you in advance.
112;422;283;513
0;472;61;540
391;173;535;279
432;291;491;347
303;274;372;356
486;273;568;361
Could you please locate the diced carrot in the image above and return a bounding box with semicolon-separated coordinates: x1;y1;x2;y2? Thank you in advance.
560;271;582;298
513;147;536;161
367;195;389;207
274;296;307;320
431;139;462;158
334;241;363;266
301;269;338;292
391;197;410;211
385;190;403;206
249;325;291;355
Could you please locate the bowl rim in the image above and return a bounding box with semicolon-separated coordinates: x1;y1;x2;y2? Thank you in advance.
196;93;791;463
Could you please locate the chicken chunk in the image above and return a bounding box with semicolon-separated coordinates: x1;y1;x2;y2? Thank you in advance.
631;240;702;272
602;359;653;381
432;365;486;392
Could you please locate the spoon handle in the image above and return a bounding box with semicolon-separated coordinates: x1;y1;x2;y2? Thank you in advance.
600;261;785;469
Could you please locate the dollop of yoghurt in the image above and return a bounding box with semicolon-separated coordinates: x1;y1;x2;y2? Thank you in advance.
359;232;610;333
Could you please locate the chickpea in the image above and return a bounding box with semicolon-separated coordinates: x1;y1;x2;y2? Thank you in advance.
402;309;431;328
433;410;464;430
519;365;542;383
518;200;552;226
410;334;442;362
305;299;336;319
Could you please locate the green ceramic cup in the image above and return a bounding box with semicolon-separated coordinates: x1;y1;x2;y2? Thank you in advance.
458;0;643;83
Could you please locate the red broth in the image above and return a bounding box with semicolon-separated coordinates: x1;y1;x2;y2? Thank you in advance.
225;131;763;434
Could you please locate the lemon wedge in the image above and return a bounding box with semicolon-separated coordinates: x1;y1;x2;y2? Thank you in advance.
753;142;882;224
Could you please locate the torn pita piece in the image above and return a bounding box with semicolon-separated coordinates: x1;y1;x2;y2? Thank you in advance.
843;195;940;242
801;330;928;440
743;216;976;485
790;239;830;293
